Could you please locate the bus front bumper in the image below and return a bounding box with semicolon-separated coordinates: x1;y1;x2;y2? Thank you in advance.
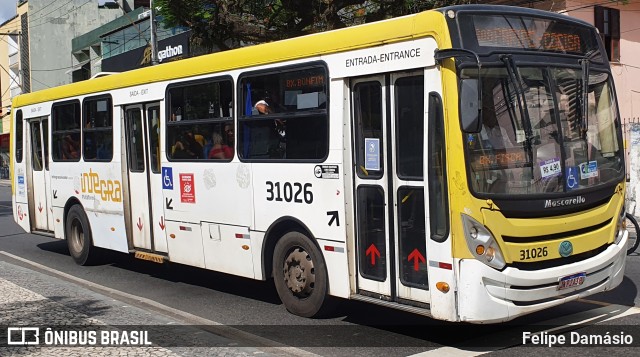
456;231;627;323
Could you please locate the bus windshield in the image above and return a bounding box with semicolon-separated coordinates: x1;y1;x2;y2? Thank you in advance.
460;65;624;196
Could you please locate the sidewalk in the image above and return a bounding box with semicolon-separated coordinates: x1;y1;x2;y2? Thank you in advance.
0;178;9;187
0;259;282;356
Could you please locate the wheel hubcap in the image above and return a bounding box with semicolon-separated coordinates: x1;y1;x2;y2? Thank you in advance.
70;219;84;253
283;247;315;298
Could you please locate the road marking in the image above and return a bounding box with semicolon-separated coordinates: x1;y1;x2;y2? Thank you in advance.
0;250;320;357
408;303;640;357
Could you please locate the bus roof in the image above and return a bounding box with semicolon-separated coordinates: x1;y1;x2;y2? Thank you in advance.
13;9;450;108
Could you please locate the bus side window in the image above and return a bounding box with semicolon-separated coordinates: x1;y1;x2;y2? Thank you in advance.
83;96;113;162
52;101;81;162
238;64;328;161
166;79;234;161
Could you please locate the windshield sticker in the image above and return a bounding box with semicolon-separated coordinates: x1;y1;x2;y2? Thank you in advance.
540;158;561;178
516;130;526;143
565;167;579;190
579;161;598;179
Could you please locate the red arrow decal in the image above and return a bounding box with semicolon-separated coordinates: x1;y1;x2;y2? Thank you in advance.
137;217;143;231
17;206;24;221
408;248;426;271
159;216;165;230
38;203;43;213
365;244;381;265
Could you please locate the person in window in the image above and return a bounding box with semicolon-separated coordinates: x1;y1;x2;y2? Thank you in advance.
61;135;80;160
254;95;274;114
180;132;203;159
96;133;112;160
208;132;233;159
172;139;192;159
224;123;235;155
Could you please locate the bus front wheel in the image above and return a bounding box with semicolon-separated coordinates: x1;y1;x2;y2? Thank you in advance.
273;231;328;317
66;205;97;265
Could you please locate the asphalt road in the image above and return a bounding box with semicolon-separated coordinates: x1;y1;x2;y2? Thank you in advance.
1;182;639;356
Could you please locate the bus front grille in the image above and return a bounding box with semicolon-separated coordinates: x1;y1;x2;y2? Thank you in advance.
502;219;611;244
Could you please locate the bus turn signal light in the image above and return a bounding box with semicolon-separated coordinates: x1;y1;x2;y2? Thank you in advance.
475;245;485;255
436;282;450;293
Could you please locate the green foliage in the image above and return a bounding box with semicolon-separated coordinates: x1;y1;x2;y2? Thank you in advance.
156;0;472;51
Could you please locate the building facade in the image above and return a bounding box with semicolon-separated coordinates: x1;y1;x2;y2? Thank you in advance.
0;0;28;133
27;0;127;92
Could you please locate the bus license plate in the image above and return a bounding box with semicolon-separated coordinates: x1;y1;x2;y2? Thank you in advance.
557;272;586;290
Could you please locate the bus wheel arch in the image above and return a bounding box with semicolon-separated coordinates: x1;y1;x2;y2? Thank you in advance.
64;201;97;266
264;218;329;317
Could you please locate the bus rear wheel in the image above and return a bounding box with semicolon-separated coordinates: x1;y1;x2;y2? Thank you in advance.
273;231;328;317
66;205;97;265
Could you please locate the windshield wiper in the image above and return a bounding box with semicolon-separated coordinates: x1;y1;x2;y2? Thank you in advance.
500;54;535;183
500;55;535;143
578;50;596;139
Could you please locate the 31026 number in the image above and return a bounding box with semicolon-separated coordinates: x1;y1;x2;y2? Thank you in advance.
266;181;313;204
519;247;548;260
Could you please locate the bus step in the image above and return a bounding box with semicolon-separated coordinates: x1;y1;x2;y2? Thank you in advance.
133;251;166;264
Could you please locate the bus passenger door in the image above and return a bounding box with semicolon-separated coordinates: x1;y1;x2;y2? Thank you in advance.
124;103;167;253
351;72;430;306
27;117;53;232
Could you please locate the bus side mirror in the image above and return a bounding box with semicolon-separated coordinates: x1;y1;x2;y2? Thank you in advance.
460;78;482;133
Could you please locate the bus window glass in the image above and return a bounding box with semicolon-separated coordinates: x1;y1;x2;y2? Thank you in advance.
148;106;161;173
30;123;43;171
461;66;623;195
15;110;23;163
395;76;424;179
428;93;448;241
239;65;328;161
354;81;383;178
357;186;386;281
52;102;81;162
43;120;49;170
167;79;233;161
83;96;113;161
397;187;427;288
127;109;145;172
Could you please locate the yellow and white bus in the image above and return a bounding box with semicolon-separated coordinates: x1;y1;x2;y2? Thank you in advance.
10;5;628;323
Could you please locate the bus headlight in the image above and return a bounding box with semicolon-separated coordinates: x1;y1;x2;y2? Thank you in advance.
462;214;505;270
614;206;626;245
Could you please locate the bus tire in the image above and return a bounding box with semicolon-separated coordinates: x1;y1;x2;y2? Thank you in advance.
66;205;97;266
627;213;640;255
273;231;328;317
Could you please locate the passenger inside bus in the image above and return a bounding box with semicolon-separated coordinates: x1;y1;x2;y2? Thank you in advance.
170;131;203;160
61;135;80;160
224;123;234;148
207;132;233;159
96;134;112;160
254;96;274;114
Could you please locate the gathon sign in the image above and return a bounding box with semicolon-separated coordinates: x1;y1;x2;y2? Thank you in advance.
158;45;183;62
103;31;190;72
140;44;184;66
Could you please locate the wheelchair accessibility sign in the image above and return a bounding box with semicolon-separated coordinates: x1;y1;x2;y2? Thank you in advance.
162;167;173;190
565;166;579;190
